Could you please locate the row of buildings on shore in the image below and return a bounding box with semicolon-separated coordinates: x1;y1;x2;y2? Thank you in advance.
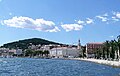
0;48;22;58
0;40;110;58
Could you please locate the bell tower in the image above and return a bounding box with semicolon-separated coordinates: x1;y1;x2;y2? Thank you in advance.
77;39;81;50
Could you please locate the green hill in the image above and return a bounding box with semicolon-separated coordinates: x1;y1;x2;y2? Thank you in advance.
0;38;63;50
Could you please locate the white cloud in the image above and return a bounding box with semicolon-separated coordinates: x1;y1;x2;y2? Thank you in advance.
112;17;119;22
112;11;116;15
77;20;85;25
0;20;4;25
96;16;108;22
103;13;108;16
116;12;120;18
112;11;120;18
9;13;12;16
1;16;60;32
86;18;94;24
61;24;83;32
109;36;114;38
111;11;120;22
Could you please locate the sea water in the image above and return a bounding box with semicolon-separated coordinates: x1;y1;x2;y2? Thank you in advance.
0;58;120;76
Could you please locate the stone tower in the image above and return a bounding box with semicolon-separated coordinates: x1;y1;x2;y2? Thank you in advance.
77;39;81;50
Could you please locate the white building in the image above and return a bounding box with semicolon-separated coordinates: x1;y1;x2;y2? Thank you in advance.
40;45;51;51
15;49;22;55
0;48;9;57
8;49;22;56
49;47;80;58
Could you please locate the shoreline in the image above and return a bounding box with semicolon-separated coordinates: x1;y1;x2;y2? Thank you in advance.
69;58;120;68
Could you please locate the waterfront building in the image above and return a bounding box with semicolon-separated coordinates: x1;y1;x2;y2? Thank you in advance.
49;47;80;58
15;49;22;55
8;49;16;57
86;42;103;58
0;48;9;57
0;48;23;57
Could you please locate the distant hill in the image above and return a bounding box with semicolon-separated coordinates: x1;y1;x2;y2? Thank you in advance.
0;38;64;50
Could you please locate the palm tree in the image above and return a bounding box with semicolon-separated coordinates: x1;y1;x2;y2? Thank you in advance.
109;40;115;60
82;46;86;58
117;35;120;59
102;46;105;59
113;39;119;59
104;40;110;59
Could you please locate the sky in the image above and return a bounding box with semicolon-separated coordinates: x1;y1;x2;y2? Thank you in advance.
0;0;120;46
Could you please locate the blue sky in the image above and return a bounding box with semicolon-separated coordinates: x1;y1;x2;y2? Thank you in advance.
0;0;120;46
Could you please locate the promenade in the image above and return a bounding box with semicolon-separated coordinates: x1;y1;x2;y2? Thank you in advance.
71;58;120;67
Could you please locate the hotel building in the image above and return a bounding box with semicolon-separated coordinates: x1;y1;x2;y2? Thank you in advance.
86;42;103;58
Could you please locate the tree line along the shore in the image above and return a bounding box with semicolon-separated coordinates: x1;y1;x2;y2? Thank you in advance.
82;35;120;60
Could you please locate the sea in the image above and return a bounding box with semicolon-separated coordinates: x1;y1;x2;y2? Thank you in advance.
0;58;120;76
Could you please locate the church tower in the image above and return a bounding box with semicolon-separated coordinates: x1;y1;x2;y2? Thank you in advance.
77;39;81;50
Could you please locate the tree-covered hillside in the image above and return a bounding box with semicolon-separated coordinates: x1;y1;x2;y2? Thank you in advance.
0;38;63;50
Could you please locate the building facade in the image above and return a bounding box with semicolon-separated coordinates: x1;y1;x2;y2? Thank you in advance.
49;47;80;58
86;42;103;58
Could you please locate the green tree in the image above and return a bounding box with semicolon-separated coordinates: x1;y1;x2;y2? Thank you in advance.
38;50;43;57
113;39;119;59
117;35;120;58
104;40;110;59
102;47;106;59
109;40;115;59
43;50;49;57
94;48;102;59
82;46;86;58
25;49;33;57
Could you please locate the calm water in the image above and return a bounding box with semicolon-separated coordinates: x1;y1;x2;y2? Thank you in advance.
0;58;120;76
